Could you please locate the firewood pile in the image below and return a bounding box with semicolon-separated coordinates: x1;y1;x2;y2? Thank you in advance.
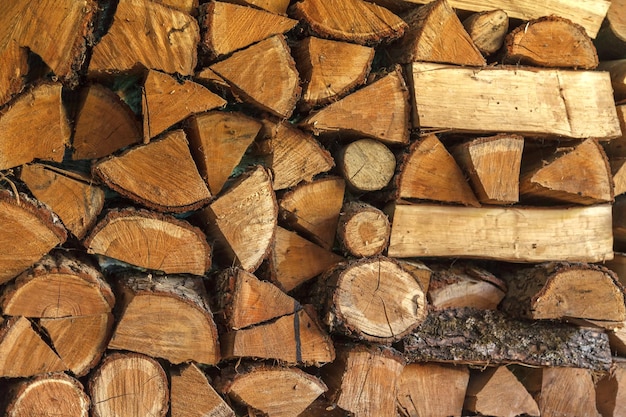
1;0;626;416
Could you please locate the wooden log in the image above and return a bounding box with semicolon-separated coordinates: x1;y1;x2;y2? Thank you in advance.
392;0;486;66
402;307;613;370
93;129;212;213
462;9;509;56
397;259;432;293
0;41;27;108
337;139;396;192
170;363;236;417
387;203;614;262
89;352;169;417
407;62;622;140
89;0;199;76
615;196;626;252
603;105;626;196
594;0;626;60
227;0;290;14
85;208;211;275
107;273;220;365
598;59;626;102
596;359;626;417
151;0;198;14
397;362;469;417
337;201;390;257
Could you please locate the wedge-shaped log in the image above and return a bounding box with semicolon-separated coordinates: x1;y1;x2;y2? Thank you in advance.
89;0;199;75
0;42;27;107
338;139;396;192
85;208;211;275
408;62;622;140
615;196;626;252
462;9;508;56
171;363;236;417
93;130;212;212
387;203;613;262
597;360;626;417
337;201;390;257
108;273;220;365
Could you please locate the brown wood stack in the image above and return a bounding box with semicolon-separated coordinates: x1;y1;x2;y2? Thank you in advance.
0;0;625;416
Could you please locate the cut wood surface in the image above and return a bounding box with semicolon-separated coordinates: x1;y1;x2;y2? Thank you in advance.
462;9;509;56
615;196;626;251
597;360;626;417
604;105;626;196
387;203;614;262
337;139;396;192
408;62;622;140
595;0;626;59
151;0;198;14
0;41;27;107
170;363;236;417
337;201;390;257
598;59;626;101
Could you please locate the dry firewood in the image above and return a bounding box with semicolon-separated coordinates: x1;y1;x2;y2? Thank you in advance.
392;0;485;66
300;67;410;145
197;166;277;272
387;203;614;262
397;259;432;293
598;59;626;102
85;208;211;275
89;0;199;76
0;83;70;170
170;363;236;417
597;359;626;417
142;69;227;141
321;344;404;417
89;352;169;417
151;0;198;13
200;1;297;58
290;0;407;45
298;398;347;417
595;0;626;60
20;164;105;239
278;176;345;250
337;139;396;192
395;134;480;206
464;366;540;417
520;139;613;205
615;196;626;252
402;307;612;370
603;105;626;196
336;201;390;257
227;0;291;14
0;42;28;107
194;67;230;90
210;35;300;118
317;257;427;343
0;191;67;285
397;362;469;417
265;226;343;292
93;129;212;213
462;9;509;55
292;37;374;108
107;273;220;365
72;83;142;160
408;62;622;140
451;134;524;205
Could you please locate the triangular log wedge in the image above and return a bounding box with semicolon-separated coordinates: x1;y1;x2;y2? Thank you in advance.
462;9;509;56
266;226;343;292
216;268;300;330
520;138;613;204
338;138;396;192
85;208;211;275
597;360;626;417
0;42;28;107
186;111;262;195
72;83;142;160
0;316;67;378
0;191;67;285
89;0;199;76
197;166;277;272
397;259;432;293
387;203;614;262
93;129;212;212
408;62;622;140
221;306;335;366
210;35;299;118
317;257;427;343
142;69;227;141
200;1;297;58
292;37;374;108
504;16;599;69
171;363;236;417
451;134;524;205
397;363;469;417
464;366;540;417
108;273;220;365
392;0;485;66
279;177;345;250
395;134;479;206
337;201;391;258
20;164;105;239
0;83;70;170
290;0;407;45
300;67;410;145
0;252;114;318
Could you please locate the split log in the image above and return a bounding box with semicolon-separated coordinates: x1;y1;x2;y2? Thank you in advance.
451;134;524;205
336;201;390;257
597;359;626;417
20;164;105;240
397;259;432;293
503;16;599;69
89;0;199;76
598;59;626;102
151;0;198;14
89;352;169;417
337;139;396;192
594;0;626;60
93;129;212;213
397;362;469;417
0;41;27;107
107;273;220;365
0;83;70;170
408;62;622;140
170;363;236;417
402;307;612;370
386;203;614;262
603;105;626;196
85;208;212;275
614;196;626;251
392;0;486;66
462;9;509;56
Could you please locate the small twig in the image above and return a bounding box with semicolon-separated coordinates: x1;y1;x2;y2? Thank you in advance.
0;169;20;205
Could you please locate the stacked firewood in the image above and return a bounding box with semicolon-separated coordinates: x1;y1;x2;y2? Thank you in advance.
1;0;626;416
